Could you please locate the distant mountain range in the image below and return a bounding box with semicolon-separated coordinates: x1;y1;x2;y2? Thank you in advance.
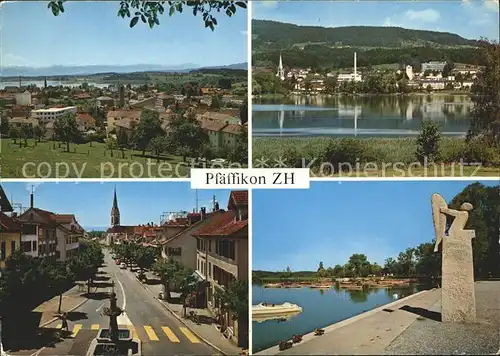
84;226;108;232
0;62;247;77
253;20;480;49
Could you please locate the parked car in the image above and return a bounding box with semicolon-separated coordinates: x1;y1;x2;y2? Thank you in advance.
115;259;121;265
119;262;127;269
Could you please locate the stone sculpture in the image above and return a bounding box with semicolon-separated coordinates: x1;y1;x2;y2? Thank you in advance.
431;193;476;323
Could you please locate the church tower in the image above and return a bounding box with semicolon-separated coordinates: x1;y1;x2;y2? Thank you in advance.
276;53;285;81
111;187;120;227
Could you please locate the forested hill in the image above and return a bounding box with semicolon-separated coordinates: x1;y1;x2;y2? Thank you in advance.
253;20;480;49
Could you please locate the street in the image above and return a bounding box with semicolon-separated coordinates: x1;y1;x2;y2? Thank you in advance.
13;250;218;356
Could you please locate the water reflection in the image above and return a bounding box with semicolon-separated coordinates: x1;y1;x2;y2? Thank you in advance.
252;283;426;352
253;95;472;137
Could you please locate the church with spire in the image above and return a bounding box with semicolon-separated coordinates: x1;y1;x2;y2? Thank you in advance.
111;187;120;227
106;187;134;245
276;53;285;81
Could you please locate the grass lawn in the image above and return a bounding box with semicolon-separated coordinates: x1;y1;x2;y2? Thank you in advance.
253;137;500;178
1;139;191;178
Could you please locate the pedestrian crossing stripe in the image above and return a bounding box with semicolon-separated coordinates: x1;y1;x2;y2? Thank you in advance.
179;327;200;344
49;323;201;344
143;325;159;341
162;326;180;343
71;324;82;337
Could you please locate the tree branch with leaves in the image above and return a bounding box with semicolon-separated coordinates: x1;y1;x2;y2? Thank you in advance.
47;0;247;30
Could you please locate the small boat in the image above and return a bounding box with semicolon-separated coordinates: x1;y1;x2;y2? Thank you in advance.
252;302;303;317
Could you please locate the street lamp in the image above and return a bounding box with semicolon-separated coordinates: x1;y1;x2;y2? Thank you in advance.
0;270;6;356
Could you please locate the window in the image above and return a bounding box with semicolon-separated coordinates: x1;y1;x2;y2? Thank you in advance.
22;224;36;235
216;240;235;260
0;241;5;260
11;240;16;254
21;241;32;252
209;240;212;252
168;247;181;256
208;262;212;277
32;240;37;251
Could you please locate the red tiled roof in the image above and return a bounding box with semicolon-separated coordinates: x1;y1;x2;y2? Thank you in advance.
222;124;242;135
30;207;57;223
0;212;20;231
229;191;248;208
54;214;76;224
192;210;247;237
76;113;96;125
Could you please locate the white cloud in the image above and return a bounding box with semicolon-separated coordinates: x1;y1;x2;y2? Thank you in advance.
259;1;279;8
404;9;441;23
484;0;499;12
2;53;31;66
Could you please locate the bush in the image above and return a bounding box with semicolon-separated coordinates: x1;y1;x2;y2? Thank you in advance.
416;120;441;163
280;146;303;168
321;138;367;173
461;139;500;166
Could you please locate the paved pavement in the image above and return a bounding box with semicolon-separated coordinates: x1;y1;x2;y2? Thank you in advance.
8;251;218;356
138;271;244;355
257;281;500;355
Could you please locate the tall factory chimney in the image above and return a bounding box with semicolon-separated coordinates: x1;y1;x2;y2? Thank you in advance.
354;52;357;79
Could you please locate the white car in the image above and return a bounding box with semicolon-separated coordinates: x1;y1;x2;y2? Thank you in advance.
119;262;127;269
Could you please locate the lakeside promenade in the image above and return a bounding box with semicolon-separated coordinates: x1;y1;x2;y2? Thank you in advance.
256;281;500;355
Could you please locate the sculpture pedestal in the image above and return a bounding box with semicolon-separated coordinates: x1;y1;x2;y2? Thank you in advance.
86;328;141;356
441;232;476;323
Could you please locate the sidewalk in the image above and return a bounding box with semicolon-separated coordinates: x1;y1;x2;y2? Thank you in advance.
34;283;90;327
258;288;441;355
138;271;244;355
258;281;500;355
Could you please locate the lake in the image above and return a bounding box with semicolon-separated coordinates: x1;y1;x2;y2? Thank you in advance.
252;95;473;138
252;284;425;353
0;80;144;89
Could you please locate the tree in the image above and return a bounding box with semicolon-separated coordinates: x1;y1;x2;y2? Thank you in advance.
416;120;441;163
116;130;129;157
133;109;163;156
397;248;415;277
9;126;19;144
105;137;118;158
177;269;198;317
383;258;397;275
153;258;181;300
0;116;9;137
210;95;222;110
346;254;370;277
19;125;32;147
148;135;170;159
169;112;208;160
448;182;500;278
467;40;500;148
134;247;157;279
33;124;47;143
47;263;71;314
54;112;81;152
47;0;247;30
239;100;248;125
414;242;441;279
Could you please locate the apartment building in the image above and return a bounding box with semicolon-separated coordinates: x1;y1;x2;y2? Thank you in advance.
54;214;83;262
192;190;248;347
0;185;21;268
18;194;57;262
31;106;77;123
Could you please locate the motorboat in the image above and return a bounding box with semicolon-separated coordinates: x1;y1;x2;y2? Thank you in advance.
252;302;302;318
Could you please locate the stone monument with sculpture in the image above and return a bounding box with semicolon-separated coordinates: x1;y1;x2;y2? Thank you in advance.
431;193;476;323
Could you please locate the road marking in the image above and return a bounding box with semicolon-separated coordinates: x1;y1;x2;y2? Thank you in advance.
55;324;62;329
114;273;127;310
91;324;100;330
71;324;82;337
179;327;200;343
161;326;180;343
143;326;159;341
96;303;104;312
129;325;139;340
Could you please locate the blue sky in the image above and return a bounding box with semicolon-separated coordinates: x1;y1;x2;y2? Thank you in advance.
253;0;499;41
253;180;498;271
0;1;247;67
1;182;232;230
